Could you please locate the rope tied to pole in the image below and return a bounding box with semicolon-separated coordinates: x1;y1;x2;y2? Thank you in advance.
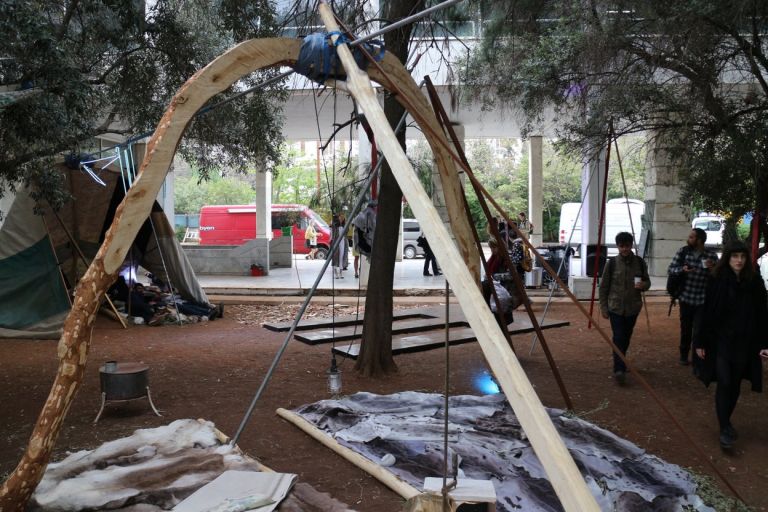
293;32;384;84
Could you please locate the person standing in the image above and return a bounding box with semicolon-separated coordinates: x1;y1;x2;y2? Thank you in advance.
339;212;349;271
667;228;719;365
353;200;377;258
351;237;360;278
693;241;768;449
599;232;651;384
482;238;514;328
508;232;526;277
330;215;347;279
418;232;441;276
518;212;534;237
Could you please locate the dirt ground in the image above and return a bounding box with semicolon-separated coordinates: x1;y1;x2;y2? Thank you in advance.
1;299;767;511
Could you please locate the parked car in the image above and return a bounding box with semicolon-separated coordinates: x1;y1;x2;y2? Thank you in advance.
692;213;725;246
402;218;425;259
198;204;332;258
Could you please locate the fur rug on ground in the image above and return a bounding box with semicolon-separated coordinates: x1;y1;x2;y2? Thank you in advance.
30;419;351;512
294;391;715;512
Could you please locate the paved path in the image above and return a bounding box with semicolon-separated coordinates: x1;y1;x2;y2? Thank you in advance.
197;256;670;297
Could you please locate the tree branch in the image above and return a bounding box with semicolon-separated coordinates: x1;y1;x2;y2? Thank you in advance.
88;45;148;85
701;15;768;97
55;0;80;40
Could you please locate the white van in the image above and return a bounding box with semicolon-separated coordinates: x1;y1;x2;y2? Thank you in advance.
559;198;644;246
691;213;725;246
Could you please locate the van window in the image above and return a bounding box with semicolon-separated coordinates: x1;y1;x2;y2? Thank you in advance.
272;212;301;229
308;210;329;228
403;221;420;232
694;219;721;231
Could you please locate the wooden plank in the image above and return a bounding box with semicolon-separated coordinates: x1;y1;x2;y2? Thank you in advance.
276;408;421;500
295;316;469;345
333;318;570;359
263;309;438;332
318;5;599;510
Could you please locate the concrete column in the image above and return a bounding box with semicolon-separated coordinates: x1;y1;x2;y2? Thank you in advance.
528;136;543;246
255;169;272;240
645;132;690;276
580;147;607;276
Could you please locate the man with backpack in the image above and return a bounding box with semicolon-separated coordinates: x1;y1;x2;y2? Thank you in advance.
667;228;718;366
600;232;651;384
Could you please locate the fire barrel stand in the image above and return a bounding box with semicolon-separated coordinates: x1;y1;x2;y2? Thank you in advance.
93;362;162;423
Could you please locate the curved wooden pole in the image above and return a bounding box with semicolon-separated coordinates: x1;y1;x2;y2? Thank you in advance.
0;38;296;511
0;36;480;511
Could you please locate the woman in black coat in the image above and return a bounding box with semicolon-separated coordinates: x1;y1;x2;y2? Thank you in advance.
693;241;768;449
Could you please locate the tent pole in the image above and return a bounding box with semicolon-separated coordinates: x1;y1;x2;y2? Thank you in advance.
423;77;575;410
148;214;183;325
41;216;72;308
49;209;127;329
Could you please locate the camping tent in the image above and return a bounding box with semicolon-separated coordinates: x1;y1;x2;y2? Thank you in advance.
0;160;208;339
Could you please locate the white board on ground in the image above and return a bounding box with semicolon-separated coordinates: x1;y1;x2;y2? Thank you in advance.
173;470;296;512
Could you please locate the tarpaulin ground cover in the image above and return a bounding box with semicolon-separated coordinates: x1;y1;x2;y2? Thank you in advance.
295;391;714;511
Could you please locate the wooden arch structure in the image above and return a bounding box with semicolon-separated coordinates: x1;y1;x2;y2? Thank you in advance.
0;37;480;511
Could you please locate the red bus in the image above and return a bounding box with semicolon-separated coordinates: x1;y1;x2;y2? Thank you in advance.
198;204;332;258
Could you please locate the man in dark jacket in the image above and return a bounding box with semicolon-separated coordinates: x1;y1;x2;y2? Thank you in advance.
599;232;651;384
418;233;441;276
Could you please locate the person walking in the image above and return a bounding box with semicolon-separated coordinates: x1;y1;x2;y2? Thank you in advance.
667;228;719;365
599;232;651;384
417;232;441;276
693;241;768;449
305;220;319;260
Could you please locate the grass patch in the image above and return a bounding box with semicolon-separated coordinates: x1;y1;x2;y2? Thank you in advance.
686;470;752;512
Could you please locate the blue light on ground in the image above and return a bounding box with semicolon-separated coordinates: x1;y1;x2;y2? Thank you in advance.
473;371;500;395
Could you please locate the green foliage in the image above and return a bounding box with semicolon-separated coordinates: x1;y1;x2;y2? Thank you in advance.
272;164;318;205
175;170;257;214
405;137;644;243
0;0;285;210
308;149;366;219
465;0;768;218
404;141;438;218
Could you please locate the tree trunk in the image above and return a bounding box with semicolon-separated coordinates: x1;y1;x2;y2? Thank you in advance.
0;261;115;512
355;0;425;377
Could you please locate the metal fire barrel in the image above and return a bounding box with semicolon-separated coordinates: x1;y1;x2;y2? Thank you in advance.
99;362;149;400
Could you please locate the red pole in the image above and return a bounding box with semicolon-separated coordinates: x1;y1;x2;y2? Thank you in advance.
751;211;760;268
